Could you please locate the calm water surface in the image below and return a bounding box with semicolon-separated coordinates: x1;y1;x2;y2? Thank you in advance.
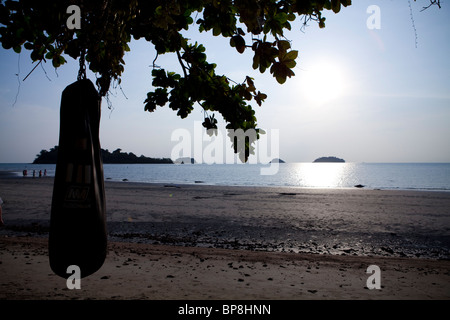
1;162;449;191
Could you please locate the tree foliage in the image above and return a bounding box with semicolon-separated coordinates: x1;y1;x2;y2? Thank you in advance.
0;0;439;160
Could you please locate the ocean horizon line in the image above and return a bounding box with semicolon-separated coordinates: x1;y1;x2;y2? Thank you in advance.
1;161;450;165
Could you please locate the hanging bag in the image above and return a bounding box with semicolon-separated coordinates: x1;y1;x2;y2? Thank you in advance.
49;79;107;278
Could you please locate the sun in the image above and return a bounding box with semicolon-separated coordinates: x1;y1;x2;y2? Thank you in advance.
300;60;346;105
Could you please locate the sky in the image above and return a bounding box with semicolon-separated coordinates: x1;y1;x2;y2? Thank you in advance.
0;0;449;164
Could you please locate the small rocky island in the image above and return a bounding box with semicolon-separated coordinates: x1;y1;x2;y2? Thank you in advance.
270;158;285;163
33;146;173;164
174;157;197;164
313;156;345;163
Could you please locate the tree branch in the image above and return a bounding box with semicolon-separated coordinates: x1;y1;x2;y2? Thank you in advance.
176;50;188;78
420;0;441;11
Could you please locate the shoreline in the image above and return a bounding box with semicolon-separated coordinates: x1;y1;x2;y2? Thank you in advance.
2;173;450;193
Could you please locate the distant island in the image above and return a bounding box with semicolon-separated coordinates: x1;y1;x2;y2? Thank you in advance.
313;156;345;163
174;157;197;164
270;158;285;163
33;146;173;164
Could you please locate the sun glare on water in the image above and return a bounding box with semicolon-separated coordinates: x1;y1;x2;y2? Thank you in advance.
292;163;350;188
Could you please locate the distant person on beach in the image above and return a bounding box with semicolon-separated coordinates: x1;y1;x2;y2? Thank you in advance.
33;170;36;178
44;169;47;176
23;169;27;177
0;197;4;226
39;170;42;178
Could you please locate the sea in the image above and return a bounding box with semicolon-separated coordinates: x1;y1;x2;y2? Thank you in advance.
1;162;450;191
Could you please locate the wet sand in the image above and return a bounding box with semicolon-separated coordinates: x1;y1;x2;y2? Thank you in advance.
0;177;449;299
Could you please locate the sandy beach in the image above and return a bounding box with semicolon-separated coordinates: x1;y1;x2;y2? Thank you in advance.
0;176;449;300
